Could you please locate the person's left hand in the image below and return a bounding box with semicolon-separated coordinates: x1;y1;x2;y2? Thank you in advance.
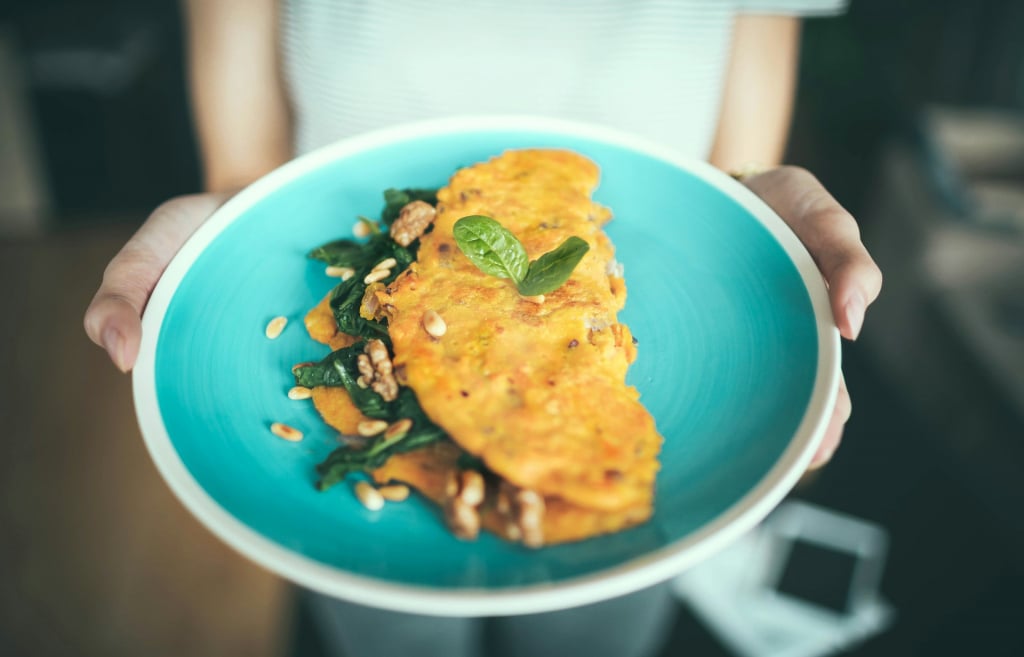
741;166;882;469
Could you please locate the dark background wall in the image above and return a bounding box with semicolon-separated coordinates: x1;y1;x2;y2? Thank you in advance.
1;0;199;225
2;0;1023;225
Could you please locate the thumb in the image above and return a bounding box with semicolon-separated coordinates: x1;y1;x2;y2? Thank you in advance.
743;167;882;340
83;193;231;371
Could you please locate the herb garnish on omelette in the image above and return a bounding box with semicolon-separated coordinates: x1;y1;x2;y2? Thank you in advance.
294;149;663;547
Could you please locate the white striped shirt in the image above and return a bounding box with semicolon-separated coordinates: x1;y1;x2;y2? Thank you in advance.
281;0;845;158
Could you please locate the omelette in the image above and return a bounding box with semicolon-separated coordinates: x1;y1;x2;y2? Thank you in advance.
300;149;662;546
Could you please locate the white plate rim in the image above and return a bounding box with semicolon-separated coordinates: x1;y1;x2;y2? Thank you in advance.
132;115;840;616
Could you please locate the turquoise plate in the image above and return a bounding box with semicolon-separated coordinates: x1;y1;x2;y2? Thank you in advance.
134;117;839;616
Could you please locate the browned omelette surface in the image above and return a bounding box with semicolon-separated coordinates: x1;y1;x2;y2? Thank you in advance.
373;445;651;545
377;149;662;514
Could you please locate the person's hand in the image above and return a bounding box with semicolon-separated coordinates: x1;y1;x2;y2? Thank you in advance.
84;193;232;372
742;166;882;469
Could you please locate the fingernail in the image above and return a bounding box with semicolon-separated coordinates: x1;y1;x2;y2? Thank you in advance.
845;292;865;340
102;326;128;372
822;439;838;463
809;441;837;470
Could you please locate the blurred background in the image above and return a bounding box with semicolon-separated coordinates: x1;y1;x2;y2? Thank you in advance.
1;0;1023;655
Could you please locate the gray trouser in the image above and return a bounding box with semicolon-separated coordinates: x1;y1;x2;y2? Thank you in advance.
306;582;677;657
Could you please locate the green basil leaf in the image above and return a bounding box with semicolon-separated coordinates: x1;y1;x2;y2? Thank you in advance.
307;239;371;267
311;375;451;491
292;356;343;388
320;232;403;340
329;276;390;340
293;343;391;418
516;236;590;296
315;450;390;491
390;243;417;271
453;215;529;282
315;432;451;491
329;357;391;419
306;183;449;493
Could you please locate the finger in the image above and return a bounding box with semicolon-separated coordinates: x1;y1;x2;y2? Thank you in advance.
745;167;883;340
808;374;851;469
84;193;230;371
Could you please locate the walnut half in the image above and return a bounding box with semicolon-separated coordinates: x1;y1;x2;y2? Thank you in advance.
390;200;437;247
356;339;399;401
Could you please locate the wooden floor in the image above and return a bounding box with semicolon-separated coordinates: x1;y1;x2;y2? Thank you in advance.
0;227;290;657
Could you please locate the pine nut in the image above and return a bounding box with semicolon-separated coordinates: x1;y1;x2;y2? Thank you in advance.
287;386;312;400
265;316;288;339
356;419;388;436
378;484;410;501
458;470;485;507
326;266;355;279
353;220;373;238
270;422;303;442
521;294;545;305
384;418;413;440
364;269;390;284
421;310;447;338
291;361;315;374
355;481;385;511
372;257;398;272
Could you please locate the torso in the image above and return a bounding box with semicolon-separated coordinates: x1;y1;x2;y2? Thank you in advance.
281;0;739;158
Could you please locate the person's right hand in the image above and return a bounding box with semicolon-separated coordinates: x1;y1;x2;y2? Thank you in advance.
84;192;232;372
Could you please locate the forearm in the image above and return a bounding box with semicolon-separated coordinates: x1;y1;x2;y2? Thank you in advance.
709;15;802;170
184;0;292;192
